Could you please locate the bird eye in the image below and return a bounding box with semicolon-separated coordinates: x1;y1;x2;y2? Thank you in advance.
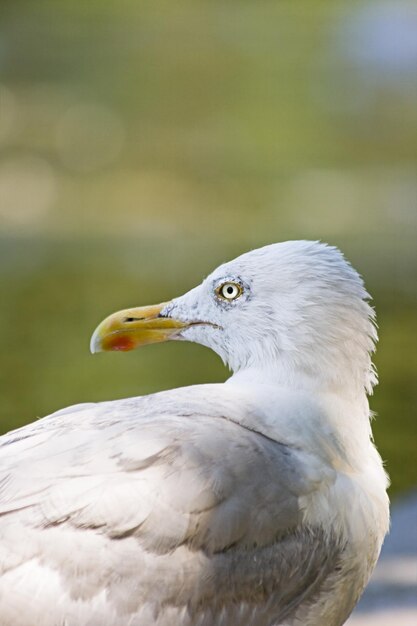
217;282;243;301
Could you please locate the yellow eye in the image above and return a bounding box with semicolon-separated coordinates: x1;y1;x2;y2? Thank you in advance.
217;282;243;301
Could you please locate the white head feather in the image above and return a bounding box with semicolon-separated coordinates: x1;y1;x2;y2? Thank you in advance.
164;241;377;395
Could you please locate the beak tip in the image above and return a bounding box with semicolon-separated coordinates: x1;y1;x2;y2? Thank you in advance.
90;329;102;354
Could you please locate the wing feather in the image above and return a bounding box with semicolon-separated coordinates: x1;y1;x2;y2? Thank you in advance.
0;386;339;625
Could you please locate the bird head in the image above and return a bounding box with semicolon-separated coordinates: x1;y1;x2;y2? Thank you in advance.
90;241;377;394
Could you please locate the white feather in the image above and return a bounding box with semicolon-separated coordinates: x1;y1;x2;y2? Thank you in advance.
0;241;389;626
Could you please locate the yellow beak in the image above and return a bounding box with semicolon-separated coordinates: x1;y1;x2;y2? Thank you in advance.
90;302;188;353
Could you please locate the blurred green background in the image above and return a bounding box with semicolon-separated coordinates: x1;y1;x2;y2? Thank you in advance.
0;0;416;497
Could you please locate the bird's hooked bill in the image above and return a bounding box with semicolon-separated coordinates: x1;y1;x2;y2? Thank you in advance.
90;302;188;353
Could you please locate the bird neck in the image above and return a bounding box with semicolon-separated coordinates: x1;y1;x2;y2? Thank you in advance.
226;363;375;465
227;360;372;413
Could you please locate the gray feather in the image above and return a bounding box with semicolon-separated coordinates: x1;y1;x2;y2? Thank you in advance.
0;386;342;626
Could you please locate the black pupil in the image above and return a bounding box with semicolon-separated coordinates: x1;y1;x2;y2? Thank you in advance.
226;286;234;295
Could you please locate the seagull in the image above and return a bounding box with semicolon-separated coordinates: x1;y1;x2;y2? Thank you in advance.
0;241;389;626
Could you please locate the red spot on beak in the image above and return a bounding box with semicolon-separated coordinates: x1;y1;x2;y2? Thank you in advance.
106;335;136;351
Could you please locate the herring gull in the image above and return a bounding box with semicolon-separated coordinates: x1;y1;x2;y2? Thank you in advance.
0;241;389;626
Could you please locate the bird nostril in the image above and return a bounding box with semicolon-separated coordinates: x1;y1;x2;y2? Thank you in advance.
123;317;143;323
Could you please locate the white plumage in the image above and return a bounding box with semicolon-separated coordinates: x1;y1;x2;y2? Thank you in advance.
0;241;389;626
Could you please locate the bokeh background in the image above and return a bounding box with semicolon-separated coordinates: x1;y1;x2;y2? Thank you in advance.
0;0;416;621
